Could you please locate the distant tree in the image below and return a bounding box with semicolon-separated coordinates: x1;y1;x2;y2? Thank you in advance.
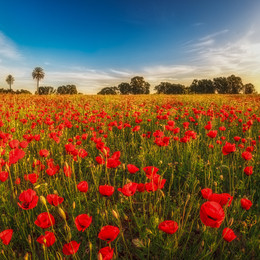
154;82;186;94
38;86;56;95
213;77;229;94
227;75;244;94
190;79;215;94
130;76;150;94
57;85;78;95
97;86;119;95
32;67;45;94
118;82;132;95
244;83;257;94
6;75;14;90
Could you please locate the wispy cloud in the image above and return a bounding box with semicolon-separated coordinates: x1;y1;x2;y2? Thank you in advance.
0;31;21;60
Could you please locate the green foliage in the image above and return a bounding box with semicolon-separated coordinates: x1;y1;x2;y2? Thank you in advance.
57;84;78;95
38;86;56;95
6;74;15;90
97;86;119;95
154;82;186;94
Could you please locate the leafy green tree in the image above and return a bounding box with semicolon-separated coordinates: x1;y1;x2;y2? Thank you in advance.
118;82;132;95
130;76;150;94
97;86;119;95
6;75;14;90
38;86;56;95
213;77;229;94
154;82;186;94
244;83;257;94
227;75;244;94
57;85;78;95
32;67;45;94
190;79;215;94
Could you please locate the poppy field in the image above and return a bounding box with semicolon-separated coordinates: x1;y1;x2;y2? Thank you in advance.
0;94;259;259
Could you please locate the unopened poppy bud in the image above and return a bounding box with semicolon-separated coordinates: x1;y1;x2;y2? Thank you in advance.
58;207;67;221
89;242;92;252
201;240;204;247
228;218;234;226
186;194;191;200
98;253;103;260
72;201;75;209
54;190;58;195
214;181;217;186
122;164;126;170
40;196;47;205
24;253;29;260
34;184;41;189
112;209;119;220
28;235;31;244
220;175;223;180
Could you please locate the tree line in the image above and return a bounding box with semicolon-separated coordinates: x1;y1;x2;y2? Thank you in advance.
98;75;257;95
2;67;79;95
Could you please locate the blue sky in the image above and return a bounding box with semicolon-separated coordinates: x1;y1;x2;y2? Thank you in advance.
0;0;259;93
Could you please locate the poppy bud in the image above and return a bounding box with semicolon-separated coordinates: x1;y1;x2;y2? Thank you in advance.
58;208;67;221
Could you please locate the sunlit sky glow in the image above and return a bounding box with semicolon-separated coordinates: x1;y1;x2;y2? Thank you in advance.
0;0;260;93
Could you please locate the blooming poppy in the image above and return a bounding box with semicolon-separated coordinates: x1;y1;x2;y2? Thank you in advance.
244;166;253;176
241;151;252;161
158;220;178;234
77;181;88;192
0;229;13;245
222;228;237;242
241;198;252;210
62;241;80;255
24;173;39;184
39;149;49;157
75;214;92;231
222;142;236;155
0;171;8;182
127;164;139;174
106;158;121;168
35;212;55;229
99;185;114;196
18;189;38;210
118;182;138;196
46;194;64;206
98;225;120;243
208;193;233;207
63;165;72;177
98;247;114;260
9;148;25;164
36;231;56;247
207;130;217;138
143;166;159;179
201;188;212;199
200;201;225;228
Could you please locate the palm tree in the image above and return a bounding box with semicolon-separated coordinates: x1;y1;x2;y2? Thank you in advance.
32;67;45;94
6;75;15;90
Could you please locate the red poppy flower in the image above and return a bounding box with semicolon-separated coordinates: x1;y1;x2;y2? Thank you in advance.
35;212;55;229
222;142;236;155
62;241;80;255
63;165;72;177
0;171;8;182
77;181;88;192
36;231;56;247
143;166;159;179
98;225;120;243
99;185;114;196
207;130;217;138
234;136;241;142
241;198;252;210
118;182;138;196
244;166;253;176
201;188;213;199
158;220;178;234
137;183;145;192
208;193;233;207
19;141;28;148
9;139;20;149
46;194;64;206
98;247;114;260
18;189;38;210
0;229;13;245
24;173;39;184
39;149;49;157
78;148;88;158
241;151;252;161
106;158;121;169
9;148;25;164
75;214;92;231
127;164;139;174
222;228;237;242
200;201;225;228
